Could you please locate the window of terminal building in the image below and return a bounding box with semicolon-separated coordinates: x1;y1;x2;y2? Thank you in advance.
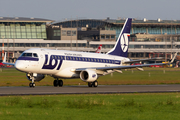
31;24;37;39
67;31;71;36
32;33;36;39
25;43;30;47
9;43;13;47
101;35;105;39
15;43;19;47
36;26;42;38
53;30;61;36
106;35;110;39
62;30;66;36
10;24;16;38
148;27;161;34
40;43;47;47
177;28;180;34
111;35;115;39
36;33;40;39
42;32;46;39
30;43;35;47
72;31;76;36
129;45;134;48
19;43;24;47
0;24;5;32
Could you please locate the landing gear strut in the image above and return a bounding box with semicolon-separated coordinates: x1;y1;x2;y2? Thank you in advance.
88;80;98;87
29;74;35;87
53;78;63;87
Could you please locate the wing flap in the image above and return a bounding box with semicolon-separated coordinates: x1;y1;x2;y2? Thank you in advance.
123;57;164;64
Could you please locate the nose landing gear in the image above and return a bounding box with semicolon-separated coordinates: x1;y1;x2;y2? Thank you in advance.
28;73;36;88
29;82;35;87
29;75;35;87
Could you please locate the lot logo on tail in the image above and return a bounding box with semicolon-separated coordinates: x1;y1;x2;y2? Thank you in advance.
120;33;130;52
106;18;132;57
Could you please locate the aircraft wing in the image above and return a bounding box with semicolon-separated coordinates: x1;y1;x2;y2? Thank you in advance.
123;57;164;64
2;62;15;66
74;63;168;72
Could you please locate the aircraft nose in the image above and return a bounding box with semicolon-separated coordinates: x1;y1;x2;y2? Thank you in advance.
15;61;25;71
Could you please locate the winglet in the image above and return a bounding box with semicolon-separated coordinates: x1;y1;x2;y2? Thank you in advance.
2;52;14;66
170;52;178;63
107;18;132;57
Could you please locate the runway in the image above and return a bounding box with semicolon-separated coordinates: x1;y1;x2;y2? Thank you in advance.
0;84;180;96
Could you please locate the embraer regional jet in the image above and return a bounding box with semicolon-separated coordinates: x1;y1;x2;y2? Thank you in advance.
3;18;167;87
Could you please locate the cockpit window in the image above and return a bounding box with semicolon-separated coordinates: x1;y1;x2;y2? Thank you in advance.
33;53;38;57
21;53;32;57
21;53;38;57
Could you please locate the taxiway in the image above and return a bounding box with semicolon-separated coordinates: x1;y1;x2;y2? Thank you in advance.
0;84;180;96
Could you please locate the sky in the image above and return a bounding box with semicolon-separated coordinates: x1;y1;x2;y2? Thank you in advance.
0;0;180;22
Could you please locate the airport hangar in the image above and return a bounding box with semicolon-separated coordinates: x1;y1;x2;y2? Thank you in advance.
0;17;180;64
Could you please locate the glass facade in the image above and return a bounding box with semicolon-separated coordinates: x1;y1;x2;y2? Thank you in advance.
3;42;87;48
53;19;180;41
110;26;180;40
0;22;47;39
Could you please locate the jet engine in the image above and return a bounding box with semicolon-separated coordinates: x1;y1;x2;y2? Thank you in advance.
26;73;45;82
80;70;98;82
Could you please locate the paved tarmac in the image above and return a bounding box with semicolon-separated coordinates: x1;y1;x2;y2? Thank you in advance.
0;84;180;96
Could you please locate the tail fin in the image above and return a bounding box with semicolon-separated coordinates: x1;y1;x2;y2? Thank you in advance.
96;44;102;53
107;18;132;57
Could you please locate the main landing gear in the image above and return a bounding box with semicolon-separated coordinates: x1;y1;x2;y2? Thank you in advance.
88;80;98;87
53;78;63;87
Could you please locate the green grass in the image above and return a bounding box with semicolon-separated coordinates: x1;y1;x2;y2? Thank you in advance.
1;67;180;86
0;93;180;120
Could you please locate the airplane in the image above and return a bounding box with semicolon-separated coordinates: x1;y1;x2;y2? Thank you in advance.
96;44;102;53
3;18;168;88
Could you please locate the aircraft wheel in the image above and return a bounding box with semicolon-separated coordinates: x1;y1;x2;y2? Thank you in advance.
58;80;63;87
29;83;35;87
53;80;58;87
32;83;35;87
88;82;93;87
93;81;98;87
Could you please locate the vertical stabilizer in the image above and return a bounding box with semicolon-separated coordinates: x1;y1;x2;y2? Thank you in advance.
107;18;132;57
96;44;102;53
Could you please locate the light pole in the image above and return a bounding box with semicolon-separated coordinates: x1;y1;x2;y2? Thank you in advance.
1;36;4;61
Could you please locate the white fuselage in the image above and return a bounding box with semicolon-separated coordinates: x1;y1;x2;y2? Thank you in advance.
15;48;130;79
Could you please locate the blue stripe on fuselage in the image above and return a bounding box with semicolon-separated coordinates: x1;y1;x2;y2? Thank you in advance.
41;54;121;70
17;57;39;61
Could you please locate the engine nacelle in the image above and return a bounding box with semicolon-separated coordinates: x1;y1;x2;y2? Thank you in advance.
80;70;98;82
26;73;45;82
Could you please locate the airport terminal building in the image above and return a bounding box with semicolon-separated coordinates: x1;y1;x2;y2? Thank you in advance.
0;17;180;63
